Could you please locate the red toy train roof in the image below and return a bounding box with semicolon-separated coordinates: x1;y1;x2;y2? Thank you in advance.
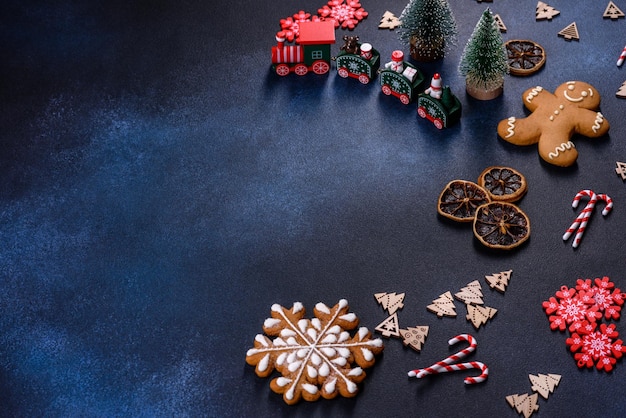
298;20;336;45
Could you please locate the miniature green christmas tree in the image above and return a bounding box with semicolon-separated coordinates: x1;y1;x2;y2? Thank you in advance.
397;0;458;61
458;8;508;100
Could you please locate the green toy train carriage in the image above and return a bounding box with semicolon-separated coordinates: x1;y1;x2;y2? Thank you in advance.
379;52;425;105
417;87;462;129
333;42;380;84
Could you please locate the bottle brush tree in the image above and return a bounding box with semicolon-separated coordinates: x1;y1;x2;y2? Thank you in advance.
458;8;508;100
397;0;457;61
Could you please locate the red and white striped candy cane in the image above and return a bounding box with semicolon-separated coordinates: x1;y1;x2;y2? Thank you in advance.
596;193;613;216
563;189;597;248
408;334;488;385
618;45;626;67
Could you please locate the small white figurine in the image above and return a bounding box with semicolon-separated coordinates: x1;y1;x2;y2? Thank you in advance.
425;73;443;100
385;50;405;73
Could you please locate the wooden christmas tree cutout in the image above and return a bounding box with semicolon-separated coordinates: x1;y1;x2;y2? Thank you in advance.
494;14;507;32
616;161;626;180
374;292;405;315
506;393;540;418
427;291;457;317
466;304;498;329
604;1;625;19
617;81;626;98
536;1;560;20
400;326;429;351
379;11;401;29
485;270;512;293
529;373;561;399
558;22;579;41
455;280;484;305
375;313;401;337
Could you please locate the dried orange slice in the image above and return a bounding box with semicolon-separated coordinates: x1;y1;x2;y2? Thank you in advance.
437;180;491;222
473;202;531;250
504;40;546;76
477;166;528;202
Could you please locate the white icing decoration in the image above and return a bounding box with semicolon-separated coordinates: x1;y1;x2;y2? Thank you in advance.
311;353;322;365
525;86;543;102
332;357;347;366
264;318;281;328
259;353;270;372
286;386;295;401
548;141;575;159
358;327;368;340
338;331;350;343
271;303;282;313
321;347;336;357
505;117;516;138
361;347;374;361
292;302;303;313
297;348;308;358
319;363;330;376
327;325;341;334
302;383;318;395
286;337;298;345
592;112;604;133
337;347;351;358
339;299;348;308
324;378;337;394
339;313;357;322
277;352;287;365
276;377;292;387
280;329;296;338
315;302;330;314
274;337;287;346
549;115;554;121
347;381;358;394
371;339;383;347
307;365;318;378
311;318;322;330
288;360;302;372
348;367;363;376
321;334;337;344
307;328;317;340
297;319;308;333
255;334;269;347
287;352;297;363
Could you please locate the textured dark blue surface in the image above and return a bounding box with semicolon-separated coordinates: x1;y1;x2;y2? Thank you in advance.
2;0;626;416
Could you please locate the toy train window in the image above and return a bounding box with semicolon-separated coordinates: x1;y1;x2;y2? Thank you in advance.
311;51;323;60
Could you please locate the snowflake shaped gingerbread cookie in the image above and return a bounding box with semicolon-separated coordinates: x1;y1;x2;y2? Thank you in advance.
246;299;383;404
497;81;610;167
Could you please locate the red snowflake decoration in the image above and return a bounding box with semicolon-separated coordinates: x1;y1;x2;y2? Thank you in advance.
576;277;625;321
542;286;600;332
318;0;368;30
543;276;626;372
566;322;626;371
277;11;321;42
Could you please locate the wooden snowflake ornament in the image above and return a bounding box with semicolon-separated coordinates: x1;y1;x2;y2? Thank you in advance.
400;326;429;351
529;373;561;399
455;280;484;305
245;299;384;404
375;313;401;337
536;1;560;20
604;1;625;19
506;393;540;418
374;292;405;315
427;291;457;317
485;270;512;293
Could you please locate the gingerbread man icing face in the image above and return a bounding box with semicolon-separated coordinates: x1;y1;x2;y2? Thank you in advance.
497;81;609;167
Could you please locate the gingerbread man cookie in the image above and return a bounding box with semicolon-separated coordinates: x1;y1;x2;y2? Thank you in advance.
497;81;609;167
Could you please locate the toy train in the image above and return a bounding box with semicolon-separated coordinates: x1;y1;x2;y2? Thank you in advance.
271;21;461;127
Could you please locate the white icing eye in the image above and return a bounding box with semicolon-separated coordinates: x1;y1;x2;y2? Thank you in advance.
581;91;588;97
568;85;575;90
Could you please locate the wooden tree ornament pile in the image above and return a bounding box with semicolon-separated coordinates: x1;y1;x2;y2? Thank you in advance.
427;270;512;329
374;292;429;352
507;373;561;418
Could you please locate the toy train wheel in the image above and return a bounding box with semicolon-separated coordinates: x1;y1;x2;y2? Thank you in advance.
312;60;330;75
338;67;349;78
275;64;290;76
294;64;308;76
417;106;427;118
434;118;444;130
358;74;370;84
400;94;410;105
382;84;392;96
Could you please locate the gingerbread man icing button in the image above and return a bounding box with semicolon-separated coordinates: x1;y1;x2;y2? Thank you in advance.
497;81;610;167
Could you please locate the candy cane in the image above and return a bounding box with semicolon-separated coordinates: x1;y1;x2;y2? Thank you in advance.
596;193;613;216
563;189;597;248
408;334;488;385
617;45;626;67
